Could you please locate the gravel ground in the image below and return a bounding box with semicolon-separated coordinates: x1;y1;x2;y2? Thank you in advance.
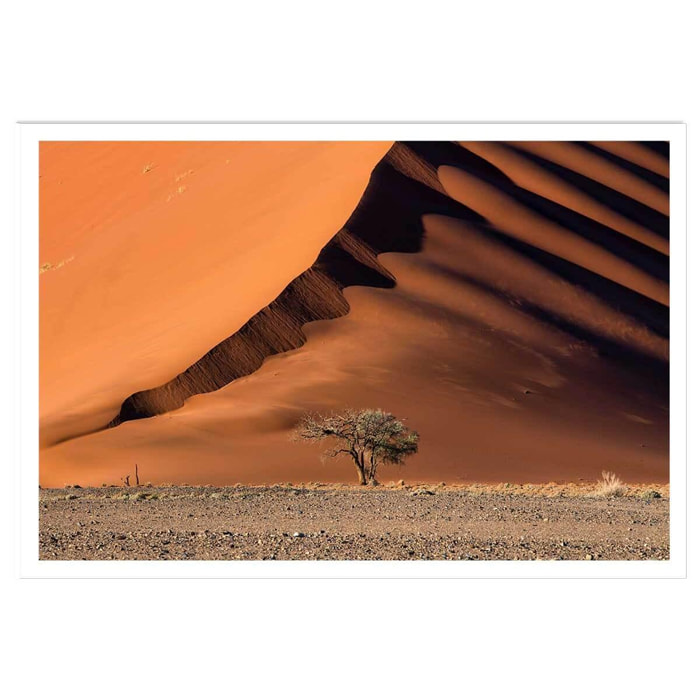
39;484;669;561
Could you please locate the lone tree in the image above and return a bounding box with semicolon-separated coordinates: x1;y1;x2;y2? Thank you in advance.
295;409;419;485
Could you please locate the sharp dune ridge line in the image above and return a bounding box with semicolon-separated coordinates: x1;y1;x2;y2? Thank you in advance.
39;141;392;448
108;143;474;427
39;141;669;487
108;141;668;427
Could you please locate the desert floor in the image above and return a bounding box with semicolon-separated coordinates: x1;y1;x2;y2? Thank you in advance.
39;483;669;561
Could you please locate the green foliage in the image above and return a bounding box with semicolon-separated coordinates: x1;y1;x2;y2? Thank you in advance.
295;408;419;485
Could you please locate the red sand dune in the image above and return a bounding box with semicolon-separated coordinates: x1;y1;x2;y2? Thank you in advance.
39;141;669;487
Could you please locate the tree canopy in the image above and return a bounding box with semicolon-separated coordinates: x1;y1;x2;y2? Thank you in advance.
295;409;419;485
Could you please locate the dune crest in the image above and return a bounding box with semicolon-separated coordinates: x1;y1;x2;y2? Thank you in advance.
39;141;391;446
108;146;478;426
108;141;668;429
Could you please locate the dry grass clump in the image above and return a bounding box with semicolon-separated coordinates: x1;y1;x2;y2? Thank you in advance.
594;471;626;498
131;492;159;501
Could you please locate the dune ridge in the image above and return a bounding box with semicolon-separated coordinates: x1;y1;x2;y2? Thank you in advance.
39;141;391;447
109;146;477;425
109;141;668;429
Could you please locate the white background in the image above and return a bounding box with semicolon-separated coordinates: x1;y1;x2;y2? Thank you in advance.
1;2;697;699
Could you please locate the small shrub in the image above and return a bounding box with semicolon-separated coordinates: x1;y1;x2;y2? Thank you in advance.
594;471;626;498
640;489;662;500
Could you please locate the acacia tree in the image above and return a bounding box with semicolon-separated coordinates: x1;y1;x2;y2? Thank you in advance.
295;409;419;485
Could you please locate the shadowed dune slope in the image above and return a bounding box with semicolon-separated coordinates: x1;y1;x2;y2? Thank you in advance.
40;141;669;487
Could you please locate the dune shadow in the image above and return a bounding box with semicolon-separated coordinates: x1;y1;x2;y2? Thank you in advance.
506;144;670;239
637;141;670;159
465;223;669;338
575;142;669;193
454;145;669;282
424;259;668;388
508;183;668;282
403;140;516;187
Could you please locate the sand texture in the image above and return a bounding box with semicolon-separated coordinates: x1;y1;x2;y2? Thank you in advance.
40;141;669;488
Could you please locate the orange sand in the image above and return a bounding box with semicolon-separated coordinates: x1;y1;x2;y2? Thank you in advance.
40;141;669;488
40;141;390;446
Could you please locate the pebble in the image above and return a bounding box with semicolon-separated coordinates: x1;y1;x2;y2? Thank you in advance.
39;486;669;561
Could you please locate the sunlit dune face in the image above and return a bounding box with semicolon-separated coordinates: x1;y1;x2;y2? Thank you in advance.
40;141;391;445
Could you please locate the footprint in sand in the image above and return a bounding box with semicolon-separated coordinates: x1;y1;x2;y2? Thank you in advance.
40;256;75;275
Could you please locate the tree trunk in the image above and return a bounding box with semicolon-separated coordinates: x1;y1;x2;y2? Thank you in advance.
368;452;376;481
354;454;367;485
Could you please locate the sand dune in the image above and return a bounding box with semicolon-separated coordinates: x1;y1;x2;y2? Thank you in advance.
590;141;670;178
40;141;669;487
40;141;391;446
511;141;669;216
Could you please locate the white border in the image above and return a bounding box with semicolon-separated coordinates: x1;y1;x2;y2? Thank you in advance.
17;123;687;578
